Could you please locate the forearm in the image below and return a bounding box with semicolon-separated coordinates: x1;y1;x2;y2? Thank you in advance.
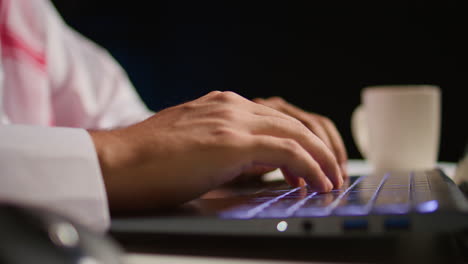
88;127;193;213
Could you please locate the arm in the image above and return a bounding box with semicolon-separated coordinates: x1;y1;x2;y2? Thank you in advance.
0;0;151;232
1;1;347;227
30;2;348;211
0;125;108;233
89;91;344;212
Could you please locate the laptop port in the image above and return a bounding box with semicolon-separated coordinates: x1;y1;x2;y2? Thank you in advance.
384;217;410;230
302;221;313;233
343;219;368;231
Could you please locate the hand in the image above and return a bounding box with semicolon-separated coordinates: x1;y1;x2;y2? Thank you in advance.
253;96;348;178
89;91;343;212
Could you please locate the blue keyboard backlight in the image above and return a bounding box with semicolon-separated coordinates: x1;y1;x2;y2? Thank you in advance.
384;218;410;229
416;200;439;214
343;219;368;230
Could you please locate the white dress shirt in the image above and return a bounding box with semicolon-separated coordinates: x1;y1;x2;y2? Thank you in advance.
0;0;153;232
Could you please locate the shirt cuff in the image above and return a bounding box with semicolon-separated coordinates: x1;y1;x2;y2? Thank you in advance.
0;125;110;233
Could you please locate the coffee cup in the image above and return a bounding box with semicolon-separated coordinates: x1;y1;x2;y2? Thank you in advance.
351;85;441;171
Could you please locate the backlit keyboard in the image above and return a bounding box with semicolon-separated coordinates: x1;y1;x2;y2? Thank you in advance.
220;170;452;219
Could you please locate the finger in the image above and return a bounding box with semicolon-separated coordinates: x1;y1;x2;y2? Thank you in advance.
256;97;348;177
194;91;343;185
244;135;333;192
242;165;277;176
282;168;302;187
254;98;334;149
234;165;277;184
195;92;343;185
318;117;349;178
246;114;343;188
282;169;307;188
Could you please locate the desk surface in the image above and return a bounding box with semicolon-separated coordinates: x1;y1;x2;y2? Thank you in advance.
124;253;338;264
121;159;459;264
263;159;457;182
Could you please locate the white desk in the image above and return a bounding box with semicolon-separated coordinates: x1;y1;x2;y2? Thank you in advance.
263;159;458;182
124;253;335;264
122;159;458;264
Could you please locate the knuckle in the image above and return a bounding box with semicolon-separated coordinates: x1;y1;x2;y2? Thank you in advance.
212;127;237;138
215;91;241;102
282;115;303;127
269;96;285;103
281;138;302;156
207;90;222;97
293;121;313;137
252;98;264;104
179;103;196;112
211;128;245;148
302;119;328;136
315;115;335;129
209;118;231;131
320;116;334;126
296;120;320;137
213;108;237;121
302;119;320;130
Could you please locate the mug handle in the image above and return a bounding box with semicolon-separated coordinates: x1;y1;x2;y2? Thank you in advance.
351;105;369;159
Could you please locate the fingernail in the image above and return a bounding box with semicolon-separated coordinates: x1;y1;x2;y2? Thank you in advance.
325;178;333;191
338;172;344;187
298;178;306;187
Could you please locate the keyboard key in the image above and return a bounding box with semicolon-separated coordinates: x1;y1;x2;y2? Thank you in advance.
295;178;366;217
220;187;300;219
334;190;376;215
220;170;456;220
372;190;411;214
257;192;319;218
294;192;342;216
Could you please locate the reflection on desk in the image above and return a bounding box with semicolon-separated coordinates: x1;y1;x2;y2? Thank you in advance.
124;253;343;264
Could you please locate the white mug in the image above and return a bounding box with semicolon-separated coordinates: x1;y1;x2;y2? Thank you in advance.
351;85;441;171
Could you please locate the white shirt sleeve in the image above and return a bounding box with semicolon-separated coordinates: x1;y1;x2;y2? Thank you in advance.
43;0;154;129
0;125;109;233
0;0;155;233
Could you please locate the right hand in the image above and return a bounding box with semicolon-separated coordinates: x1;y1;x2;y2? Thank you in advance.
89;91;342;212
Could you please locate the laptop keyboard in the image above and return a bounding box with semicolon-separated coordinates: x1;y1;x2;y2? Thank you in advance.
220;170;451;219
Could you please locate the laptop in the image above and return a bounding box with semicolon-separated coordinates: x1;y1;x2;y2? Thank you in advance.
111;162;468;263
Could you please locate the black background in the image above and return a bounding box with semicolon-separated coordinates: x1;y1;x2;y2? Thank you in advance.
51;0;467;162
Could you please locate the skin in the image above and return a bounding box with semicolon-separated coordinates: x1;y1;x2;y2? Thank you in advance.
89;91;347;212
253;96;348;178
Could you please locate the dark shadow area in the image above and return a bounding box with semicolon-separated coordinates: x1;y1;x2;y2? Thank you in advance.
111;232;465;264
51;0;467;162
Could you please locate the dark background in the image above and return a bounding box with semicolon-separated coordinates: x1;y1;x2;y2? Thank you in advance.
50;0;467;162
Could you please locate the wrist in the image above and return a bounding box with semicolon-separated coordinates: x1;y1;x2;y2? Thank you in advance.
88;129;131;209
89;130;117;177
